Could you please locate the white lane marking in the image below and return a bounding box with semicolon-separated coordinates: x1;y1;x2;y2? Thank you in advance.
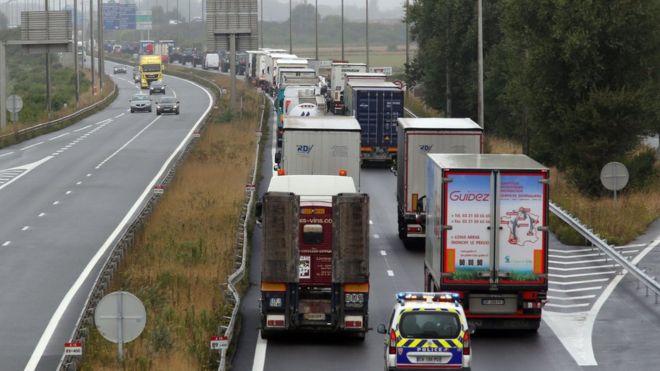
380;250;387;256
548;278;609;285
549;265;618;272
38;212;45;217
115;113;125;119
547;286;603;293
86;173;91;177
550;271;616;278
544;239;660;366
387;270;395;277
65;191;72;195
547;295;596;301
170;87;177;98
369;220;373;225
0;151;14;158
20;141;45;151
72;124;92;133
0;157;52;192
94;118;113;126
373;234;380;239
95;115;162;169
76;181;82;185
252;331;268;371
52;200;60;205
22;226;29;231
49;133;70;141
2;241;10;247
549;244;644;254
46;75;214;371
545;303;591;309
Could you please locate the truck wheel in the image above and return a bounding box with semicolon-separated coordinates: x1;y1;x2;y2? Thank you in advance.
397;216;405;241
354;331;366;342
260;330;273;340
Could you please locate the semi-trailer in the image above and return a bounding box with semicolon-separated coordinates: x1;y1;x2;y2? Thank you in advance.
425;154;549;330
257;175;369;339
396;118;484;246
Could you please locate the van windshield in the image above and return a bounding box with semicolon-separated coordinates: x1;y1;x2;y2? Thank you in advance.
399;312;461;339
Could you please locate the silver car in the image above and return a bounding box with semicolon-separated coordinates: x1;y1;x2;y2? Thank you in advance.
129;93;152;113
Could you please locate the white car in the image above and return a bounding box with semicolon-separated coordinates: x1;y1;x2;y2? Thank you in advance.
377;292;473;371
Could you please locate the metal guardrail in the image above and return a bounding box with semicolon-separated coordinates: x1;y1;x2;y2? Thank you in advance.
0;83;118;142
218;93;267;371
549;202;660;298
404;107;418;118
58;73;217;371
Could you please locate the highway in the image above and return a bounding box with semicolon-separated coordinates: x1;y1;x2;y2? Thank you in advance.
0;62;212;370
231;99;660;371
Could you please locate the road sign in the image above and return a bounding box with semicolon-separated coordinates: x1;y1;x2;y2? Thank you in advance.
136;11;152;31
95;291;146;360
103;3;137;30
154;185;165;194
64;342;83;356
6;95;23;113
600;162;629;202
210;335;229;350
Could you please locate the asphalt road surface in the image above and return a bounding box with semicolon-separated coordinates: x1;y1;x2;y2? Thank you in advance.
232;100;660;371
0;62;212;370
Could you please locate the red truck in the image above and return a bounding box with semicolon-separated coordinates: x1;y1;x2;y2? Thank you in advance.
425;154;549;330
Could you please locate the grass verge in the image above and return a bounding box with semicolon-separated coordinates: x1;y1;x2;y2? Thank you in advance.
79;71;263;370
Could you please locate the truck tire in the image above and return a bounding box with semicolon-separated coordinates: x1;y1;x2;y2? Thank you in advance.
260;330;273;340
354;331;366;342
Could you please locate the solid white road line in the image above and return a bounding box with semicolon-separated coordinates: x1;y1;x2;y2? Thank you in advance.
72;124;92;133
252;331;268;371
550;258;612;264
545;303;590;309
43;75;214;371
550;271;616;278
20;141;44;151
49;133;70;141
387;270;395;277
548;278;609;285
0;157;52;192
95;115;162;169
549;265;618;272
547;286;603;293
547;295;596;301
0;151;14;158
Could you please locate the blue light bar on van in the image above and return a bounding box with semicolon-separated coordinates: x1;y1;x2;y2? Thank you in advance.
396;292;460;304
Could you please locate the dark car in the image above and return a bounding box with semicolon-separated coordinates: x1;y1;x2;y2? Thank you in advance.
129;93;152;113
113;65;127;74
156;96;180;115
149;80;166;95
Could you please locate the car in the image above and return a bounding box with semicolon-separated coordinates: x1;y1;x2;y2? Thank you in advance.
113;65;127;74
129;93;152;113
133;70;141;83
155;96;180;115
377;292;473;371
149;80;166;95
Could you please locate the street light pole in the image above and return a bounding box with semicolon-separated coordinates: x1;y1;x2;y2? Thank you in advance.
90;0;95;94
74;0;79;105
45;0;52;118
98;0;103;91
289;0;292;54
315;0;318;60
341;0;344;60
365;0;369;69
405;0;409;68
260;0;263;48
477;0;484;128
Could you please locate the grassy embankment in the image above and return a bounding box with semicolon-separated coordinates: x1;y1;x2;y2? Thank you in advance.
79;67;265;370
405;101;660;246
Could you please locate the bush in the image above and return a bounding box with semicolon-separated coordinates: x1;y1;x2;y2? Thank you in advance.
623;148;658;190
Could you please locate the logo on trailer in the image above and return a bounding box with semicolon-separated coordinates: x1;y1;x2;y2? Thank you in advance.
297;144;314;155
419;144;433;152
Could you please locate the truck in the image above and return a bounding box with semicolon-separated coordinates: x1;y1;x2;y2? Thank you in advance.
138;55;164;89
396;118;484;246
257;175;369;339
275;116;361;190
329;62;368;114
344;81;404;163
425;153;549;330
277;85;327;146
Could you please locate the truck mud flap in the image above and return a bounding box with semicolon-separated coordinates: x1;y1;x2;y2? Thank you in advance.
262;192;300;282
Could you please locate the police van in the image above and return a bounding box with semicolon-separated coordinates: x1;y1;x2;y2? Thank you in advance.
377;292;473;371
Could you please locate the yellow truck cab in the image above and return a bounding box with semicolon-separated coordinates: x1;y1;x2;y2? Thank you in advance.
138;55;164;89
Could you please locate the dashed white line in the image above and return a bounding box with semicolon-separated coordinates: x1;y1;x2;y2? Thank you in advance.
114;113;125;119
380;250;387;256
22;226;29;231
65;191;72;195
86;173;92;177
72;124;92;133
369;220;373;225
387;270;395;277
53;200;60;205
38;212;45;217
0;151;14;158
373;234;380;239
20;141;45;151
76;181;82;185
49;132;70;141
2;241;10;247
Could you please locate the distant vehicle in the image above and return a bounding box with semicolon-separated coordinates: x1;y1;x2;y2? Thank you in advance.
129;93;152;113
330;62;368;114
155;96;180;115
149;80;166;95
425;154;550;331
191;16;203;23
377;292;473;371
203;52;220;70
113;65;127;74
168;19;179;25
133;70;141;83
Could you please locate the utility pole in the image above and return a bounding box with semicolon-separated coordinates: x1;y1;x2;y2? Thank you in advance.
477;0;484;128
260;0;263;48
405;0;409;68
365;0;369;69
46;0;52;118
341;0;344;60
74;0;80;105
90;0;95;94
289;0;292;54
98;0;103;91
445;2;451;117
315;0;318;60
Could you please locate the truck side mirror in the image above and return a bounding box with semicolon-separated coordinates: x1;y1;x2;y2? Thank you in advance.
255;201;263;225
416;196;426;214
376;324;387;334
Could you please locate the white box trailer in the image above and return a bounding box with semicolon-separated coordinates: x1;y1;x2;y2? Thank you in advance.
277;116;362;190
330;62;368;113
396;118;483;245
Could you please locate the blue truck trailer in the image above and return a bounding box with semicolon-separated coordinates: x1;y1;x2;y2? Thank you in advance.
344;81;404;162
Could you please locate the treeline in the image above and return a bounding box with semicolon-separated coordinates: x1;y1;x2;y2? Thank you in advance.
407;0;660;195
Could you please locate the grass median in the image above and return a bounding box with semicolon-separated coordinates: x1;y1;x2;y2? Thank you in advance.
79;70;266;370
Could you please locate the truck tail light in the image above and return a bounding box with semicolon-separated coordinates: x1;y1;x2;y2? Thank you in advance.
277;169;286;176
522;291;538;300
389;329;397;355
463;330;471;355
407;225;422;233
266;314;285;328
344;315;363;329
338;169;348;176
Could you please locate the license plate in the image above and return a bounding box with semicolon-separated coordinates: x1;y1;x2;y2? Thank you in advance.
416;355;443;364
482;298;505;305
303;313;325;321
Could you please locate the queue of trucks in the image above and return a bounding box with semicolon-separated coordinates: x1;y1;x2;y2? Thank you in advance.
237;47;551;339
